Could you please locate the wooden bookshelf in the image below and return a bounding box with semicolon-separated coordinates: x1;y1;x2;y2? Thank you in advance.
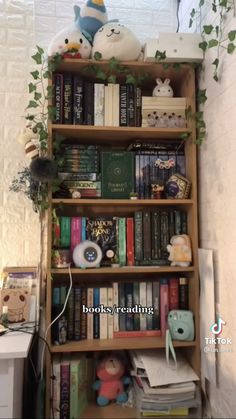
44;59;200;418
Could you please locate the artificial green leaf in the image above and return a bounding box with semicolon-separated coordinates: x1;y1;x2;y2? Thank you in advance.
173;63;181;71
199;0;205;6
36;45;44;55
212;3;217;12
190;8;196;18
228;30;236;41
35;122;44;131
26;114;35;121
227;42;236;54
46;85;54;97
197;89;208;104
48;105;57;121
155;50;166;61
43;70;51;79
212;58;219;68
108;57;120;71
108;75;117;83
219;0;227;7
203;25;214;35
199;41;208;51
96;69;107;80
32;52;42;65
31;70;40;80
180;133;190;140
126;74;136;85
208;39;218;48
39;130;48;142
27;100;39;109
189;18;193;28
215;25;219;37
34;92;42;101
28;82;36;93
94;51;102;61
162;63;170;70
213;73;219;82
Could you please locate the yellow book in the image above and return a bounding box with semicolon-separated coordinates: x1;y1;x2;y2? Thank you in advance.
142;407;189;417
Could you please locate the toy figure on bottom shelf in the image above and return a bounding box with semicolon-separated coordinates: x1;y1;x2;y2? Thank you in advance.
167;234;192;267
93;355;130;406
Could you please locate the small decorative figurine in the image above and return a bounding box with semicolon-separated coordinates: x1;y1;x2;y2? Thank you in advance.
151;182;164;199
129;191;138;200
153;78;174;97
93;355;130;406
165;173;191;199
167;235;192;267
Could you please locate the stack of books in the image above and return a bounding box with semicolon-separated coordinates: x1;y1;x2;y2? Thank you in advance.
129;350;201;417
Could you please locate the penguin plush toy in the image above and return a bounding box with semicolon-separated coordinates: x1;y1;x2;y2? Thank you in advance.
74;0;108;41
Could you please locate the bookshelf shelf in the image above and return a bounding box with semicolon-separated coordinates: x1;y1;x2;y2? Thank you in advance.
51;337;197;353
51;124;190;143
81;403;137;419
51;266;195;275
52;198;193;206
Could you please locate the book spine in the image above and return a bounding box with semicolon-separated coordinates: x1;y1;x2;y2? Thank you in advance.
146;282;153;330
81;287;87;340
181;211;188;234
118;282;126;331
84;82;94;125
81;217;87;242
169;278;179;310
179;277;189;309
169;210;175;239
60;362;70;419
135;87;142;127
144;155;150;199
120;84;127;126
63;73;73;125
174;210;182;235
107;287;113;339
58;173;98;181
152;211;161;260
52;211;60;248
113;282;119;332
93;288;100;339
73;75;83;124
139;282;147;330
104;84;109;126
133;282;140;331
135;154;140;197
108;83;113;126
70;362;79;419
134;211;143;263
99;287;108;339
127;84;135;126
160;279;169;336
160;211;169;259
87;287;94;340
112;84;120;127
143;210;151;261
152;280;160;331
118;217;126;266
94;83;104;126
67;287;74;340
126;217;134;266
125;283;134;331
53;73;63;124
60;217;71;248
70;217;81;254
139;154;144;199
52;360;60;419
113;330;161;338
74;287;81;341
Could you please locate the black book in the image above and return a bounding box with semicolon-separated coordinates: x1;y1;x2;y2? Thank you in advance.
73;75;84;124
127;84;135;126
84;82;94;125
120;84;127;126
143;210;151;261
53;73;63;124
152;211;161;260
135;87;142;127
63;73;73;124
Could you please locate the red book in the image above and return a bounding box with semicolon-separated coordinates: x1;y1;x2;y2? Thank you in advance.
160;278;169;336
113;330;161;338
126;217;134;266
60;359;70;419
169;278;179;310
70;217;82;253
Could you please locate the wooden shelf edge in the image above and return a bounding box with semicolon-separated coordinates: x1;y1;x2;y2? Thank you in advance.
81;403;137;419
51;198;193;206
51;124;190;135
51;338;197;353
51;266;195;275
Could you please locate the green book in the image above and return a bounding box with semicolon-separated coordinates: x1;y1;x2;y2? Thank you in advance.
101;151;134;199
60;216;71;248
118;217;126;266
70;355;87;419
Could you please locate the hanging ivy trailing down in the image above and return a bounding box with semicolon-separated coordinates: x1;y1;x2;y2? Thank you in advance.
190;0;236;81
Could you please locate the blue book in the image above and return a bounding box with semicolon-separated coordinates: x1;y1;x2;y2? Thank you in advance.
93;288;100;339
81;217;87;241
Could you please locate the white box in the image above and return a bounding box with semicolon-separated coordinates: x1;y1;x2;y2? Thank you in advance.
144;33;203;63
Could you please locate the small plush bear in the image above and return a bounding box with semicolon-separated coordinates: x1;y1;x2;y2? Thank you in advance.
153;78;174;97
167;235;192;267
93;355;130;406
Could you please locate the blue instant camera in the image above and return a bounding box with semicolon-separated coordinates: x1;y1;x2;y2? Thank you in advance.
168;310;194;341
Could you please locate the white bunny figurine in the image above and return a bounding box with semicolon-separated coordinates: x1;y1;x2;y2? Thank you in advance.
153;78;174;97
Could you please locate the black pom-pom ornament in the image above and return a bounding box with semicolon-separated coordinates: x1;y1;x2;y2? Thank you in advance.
30;158;57;182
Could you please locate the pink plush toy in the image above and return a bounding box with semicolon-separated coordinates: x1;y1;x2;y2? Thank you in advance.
93;355;130;406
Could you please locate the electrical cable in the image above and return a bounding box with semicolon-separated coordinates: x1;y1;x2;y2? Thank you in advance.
40;264;73;381
176;0;181;33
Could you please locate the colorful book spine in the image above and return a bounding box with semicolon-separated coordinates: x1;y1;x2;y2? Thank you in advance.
52;356;60;419
87;288;94;340
152;280;160;331
60;217;71;248
107;287;113;339
125;283;134;331
118;217;126;266
93;288;100;339
53;73;63;124
146;282;153;330
99;287;108;339
179;277;189;309
63;73;73;124
81;287;87;340
70;358;81;419
74;287;81;341
81;217;87;242
134;211;143;263
73;75;83;124
60;360;70;419
160;278;169;336
120;84;127;126
113;330;161;338
113;282;119;332
139;282;147;330
126;217;134;266
169;278;179;310
133;282;140;331
70;217;82;253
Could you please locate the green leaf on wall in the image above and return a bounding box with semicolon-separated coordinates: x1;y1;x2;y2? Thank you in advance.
208;39;218;48
203;25;214;35
27;100;39;109
228;30;236;41
227;43;235;54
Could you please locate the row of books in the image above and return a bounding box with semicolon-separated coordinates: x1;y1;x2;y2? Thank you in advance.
52;210;188;267
53;73;142;127
52;277;189;343
52;353;93;419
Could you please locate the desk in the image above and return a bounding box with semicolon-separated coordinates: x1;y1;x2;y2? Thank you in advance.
0;329;33;419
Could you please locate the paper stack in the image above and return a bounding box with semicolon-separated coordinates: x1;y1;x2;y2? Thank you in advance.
129;350;201;418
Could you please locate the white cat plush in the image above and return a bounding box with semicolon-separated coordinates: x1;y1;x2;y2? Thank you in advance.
92;22;141;61
48;23;91;58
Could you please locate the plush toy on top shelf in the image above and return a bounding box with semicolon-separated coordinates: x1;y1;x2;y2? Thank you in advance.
93;355;130;406
92;22;142;61
74;0;109;42
153;78;174;97
47;23;92;58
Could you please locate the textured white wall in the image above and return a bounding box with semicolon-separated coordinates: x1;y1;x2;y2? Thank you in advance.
179;2;236;418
